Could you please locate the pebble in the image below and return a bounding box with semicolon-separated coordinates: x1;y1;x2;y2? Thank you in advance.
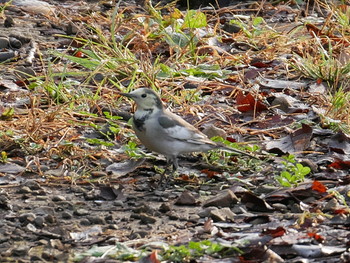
11;245;29;257
44;214;56;224
19;213;36;224
113;200;124;207
61;211;73;220
129;231;148;239
52;195;66;202
4;17;15;27
87;216;106;225
80;219;91;226
17;186;32;194
174;190;197;206
210;207;235;222
74;209;90;216
34;206;55;216
9;37;22;48
0;36;9;48
0;51;15;62
34;216;45;228
139;213;157;224
9;34;32;44
198;206;218;218
24;181;42;191
203;190;238;208
159;203;171;213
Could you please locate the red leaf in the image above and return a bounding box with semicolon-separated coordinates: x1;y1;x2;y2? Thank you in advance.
236;91;267;113
328;159;350;170
307;232;325;243
226;137;237;143
261;226;286;238
74;51;84;58
333;209;349;215
201;169;219;178
311;180;327;193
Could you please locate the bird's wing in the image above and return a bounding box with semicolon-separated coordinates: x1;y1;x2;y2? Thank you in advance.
158;111;216;146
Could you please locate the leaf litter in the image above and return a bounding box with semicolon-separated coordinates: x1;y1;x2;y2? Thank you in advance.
0;0;350;262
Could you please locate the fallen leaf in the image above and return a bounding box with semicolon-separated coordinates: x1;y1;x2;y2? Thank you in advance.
312;180;327;193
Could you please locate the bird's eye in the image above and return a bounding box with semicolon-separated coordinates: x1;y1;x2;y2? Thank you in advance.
141;94;147;98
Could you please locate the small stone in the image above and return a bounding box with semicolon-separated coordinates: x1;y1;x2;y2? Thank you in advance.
139;213;157;224
61;211;73;220
272;203;288;212
129;231;148;239
90;171;108;177
188;214;200;222
34;206;55;216
52;195;66;202
80;219;91;226
0;51;15;62
19;213;36;224
34;216;45;228
290;203;302;213
210;207;235;222
44;214;56;224
108;224;118;230
168;212;180;220
222;23;241;33
17;186;32;194
74;209;89;216
50;239;64;250
9;37;22;49
159;203;171;213
203;190;238;208
4;17;15;28
198;207;218;218
113;200;124;207
12;245;29;257
87;216;106;225
323;198;339;212
24;181;42;190
9;34;32;44
174;191;197;206
38;239;48;246
133;203;156;215
0;36;9;49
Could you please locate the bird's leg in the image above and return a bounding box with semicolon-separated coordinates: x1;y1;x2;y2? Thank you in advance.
159;156;178;186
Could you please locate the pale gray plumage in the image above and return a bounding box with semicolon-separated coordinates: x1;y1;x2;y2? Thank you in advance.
120;88;254;181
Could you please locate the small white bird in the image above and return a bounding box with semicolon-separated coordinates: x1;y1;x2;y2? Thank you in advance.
120;88;255;183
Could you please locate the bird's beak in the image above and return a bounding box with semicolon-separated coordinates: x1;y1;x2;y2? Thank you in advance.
119;92;135;99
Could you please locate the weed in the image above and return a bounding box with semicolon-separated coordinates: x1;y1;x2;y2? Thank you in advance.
161;240;241;262
276;154;311;187
0;0;12;18
206;136;260;170
324;86;350;132
0;151;8;163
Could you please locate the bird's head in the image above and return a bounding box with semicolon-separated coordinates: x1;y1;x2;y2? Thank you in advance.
120;88;163;111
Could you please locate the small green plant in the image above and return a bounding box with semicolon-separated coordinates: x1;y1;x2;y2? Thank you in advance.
0;107;14;120
291;35;350;95
0;0;12;17
161;240;240;262
276;154;311;187
122;140;144;158
0;151;8;163
205;136;260;169
230;16;266;39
